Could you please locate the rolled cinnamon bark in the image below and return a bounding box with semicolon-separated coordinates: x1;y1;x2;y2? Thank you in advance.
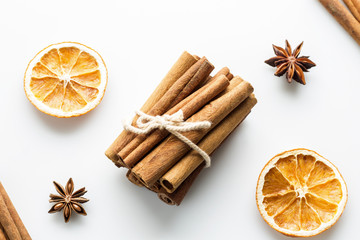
168;60;214;108
132;80;254;186
160;94;257;193
117;58;214;162
319;0;360;45
105;51;197;164
0;187;21;239
121;74;230;168
0;183;31;240
344;0;360;22
158;94;257;204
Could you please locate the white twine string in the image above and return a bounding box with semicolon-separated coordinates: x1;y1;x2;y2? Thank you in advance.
123;110;212;167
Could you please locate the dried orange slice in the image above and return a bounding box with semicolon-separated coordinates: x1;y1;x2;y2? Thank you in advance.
256;149;347;237
24;42;107;118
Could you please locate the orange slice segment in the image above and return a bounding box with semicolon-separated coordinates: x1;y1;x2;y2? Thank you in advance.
32;62;58;78
274;198;301;231
300;197;321;231
262;168;292;196
70;81;99;103
263;192;297;216
30;77;59;101
62;83;87;112
305;193;338;223
309;179;342;204
256;149;347;237
58;47;81;74
40;48;63;76
24;42;107;118
71;70;101;88
70;51;99;76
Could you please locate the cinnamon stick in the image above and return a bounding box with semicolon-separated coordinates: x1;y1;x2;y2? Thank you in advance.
132;80;254;186
319;0;360;45
117;58;214;162
105;51;197;164
344;0;360;22
0;183;31;240
160;94;257;193
168;60;215;108
0;188;21;240
121;74;230;168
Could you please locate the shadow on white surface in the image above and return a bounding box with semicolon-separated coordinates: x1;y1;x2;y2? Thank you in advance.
31;106;98;133
111;169;179;226
48;206;87;227
280;77;303;95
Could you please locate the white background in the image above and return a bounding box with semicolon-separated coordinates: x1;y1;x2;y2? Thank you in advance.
0;0;359;239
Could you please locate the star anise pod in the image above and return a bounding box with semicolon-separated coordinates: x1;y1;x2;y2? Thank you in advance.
265;40;316;85
48;178;89;223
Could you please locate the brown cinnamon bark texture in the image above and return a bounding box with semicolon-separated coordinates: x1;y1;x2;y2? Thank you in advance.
105;51;197;165
319;0;360;45
0;182;31;240
344;0;360;22
132;80;254;187
117;58;214;163
121;74;230;168
158;95;257;204
160;94;257;193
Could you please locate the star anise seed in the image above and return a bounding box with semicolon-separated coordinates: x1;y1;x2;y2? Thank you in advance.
265;40;316;85
48;178;89;223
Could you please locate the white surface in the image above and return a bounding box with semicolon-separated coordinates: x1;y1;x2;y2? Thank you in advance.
0;0;358;239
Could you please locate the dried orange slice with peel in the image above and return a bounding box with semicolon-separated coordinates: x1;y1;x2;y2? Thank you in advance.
256;149;347;237
24;42;107;118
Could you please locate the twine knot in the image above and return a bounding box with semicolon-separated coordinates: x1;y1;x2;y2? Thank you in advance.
123;110;212;167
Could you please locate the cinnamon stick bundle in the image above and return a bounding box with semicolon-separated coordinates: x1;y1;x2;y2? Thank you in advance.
132;80;254;187
121;74;230;168
105;51;256;205
319;0;360;45
0;182;31;240
117;58;214;163
105;51;197;165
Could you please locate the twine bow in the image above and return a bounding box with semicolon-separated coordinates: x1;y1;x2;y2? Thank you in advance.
123;110;212;167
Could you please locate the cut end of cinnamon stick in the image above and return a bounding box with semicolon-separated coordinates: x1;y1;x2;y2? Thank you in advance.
158;192;176;205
